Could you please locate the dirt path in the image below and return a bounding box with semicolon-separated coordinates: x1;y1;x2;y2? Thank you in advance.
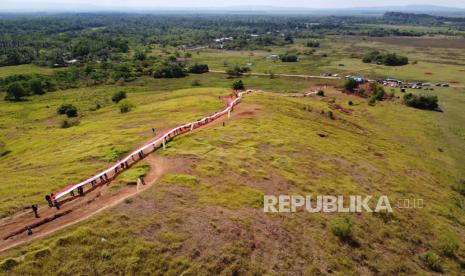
0;154;168;253
0;93;245;253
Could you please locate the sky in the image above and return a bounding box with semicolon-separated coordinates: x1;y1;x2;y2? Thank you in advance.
1;0;465;12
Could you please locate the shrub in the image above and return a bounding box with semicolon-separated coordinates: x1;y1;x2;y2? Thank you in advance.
403;93;438;110
362;51;408;66
188;63;209;74
0;258;18;271
328;111;334;120
316;90;325;96
232;80;245;91
368;96;377;106
331;216;352;241
280;53;298;62
5;82;26;101
133;50;146;61
226;65;250;77
112;91;127;103
419;252;443;272
29;78;45;95
191;80;201;86
57;104;78;118
61;118;79;128
119;100;134;113
437;234;459;257
348;100;354;106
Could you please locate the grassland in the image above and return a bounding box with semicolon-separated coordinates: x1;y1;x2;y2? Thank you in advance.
1;33;465;274
1;72;464;274
0;64;62;78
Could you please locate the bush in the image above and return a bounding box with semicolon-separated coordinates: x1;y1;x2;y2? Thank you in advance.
328;111;334;119
316;90;325;96
280;53;298;62
0;258;18;271
403;93;438;110
368;96;377;106
437;234;459;257
61;119;79;128
232;80;245;91
5;82;26;101
29;78;45;95
57;104;78;118
119;100;134;113
331;216;352;241
188;63;209;74
348;100;354;106
226;65;250;77
112;91;127;103
419;252;443;272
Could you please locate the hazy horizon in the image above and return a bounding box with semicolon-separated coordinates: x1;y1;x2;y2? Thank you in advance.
1;1;465;12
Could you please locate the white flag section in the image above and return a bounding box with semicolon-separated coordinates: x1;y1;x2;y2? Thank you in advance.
52;90;252;200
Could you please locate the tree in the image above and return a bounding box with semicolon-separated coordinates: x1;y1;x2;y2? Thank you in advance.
133;51;147;61
57;104;78;118
5;83;26;101
403;93;438;110
188;63;209;74
232;80;244;91
226;66;250;77
281;53;298;62
112;91;127;103
153;63;186;78
29;78;45;95
119;100;134;113
344;79;359;92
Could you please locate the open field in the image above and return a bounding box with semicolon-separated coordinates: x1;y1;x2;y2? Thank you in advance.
0;65;62;78
1;81;464;274
1;12;465;275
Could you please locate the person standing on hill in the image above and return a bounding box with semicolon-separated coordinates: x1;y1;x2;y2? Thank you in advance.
31;204;39;218
53;199;60;210
45;195;53;207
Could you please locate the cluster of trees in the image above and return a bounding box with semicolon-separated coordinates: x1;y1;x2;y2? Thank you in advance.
226;65;251;77
1;12;463;69
362;51;409;66
403;93;439;110
153;63;186;78
280;53;298;62
188;63;209;74
2;74;57;101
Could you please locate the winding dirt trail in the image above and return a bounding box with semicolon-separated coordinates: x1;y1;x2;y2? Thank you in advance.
0;93;246;253
0;155;167;253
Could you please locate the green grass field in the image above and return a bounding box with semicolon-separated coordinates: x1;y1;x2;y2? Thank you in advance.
1;35;465;274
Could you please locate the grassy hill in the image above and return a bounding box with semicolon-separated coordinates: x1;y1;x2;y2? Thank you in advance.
1;77;464;274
